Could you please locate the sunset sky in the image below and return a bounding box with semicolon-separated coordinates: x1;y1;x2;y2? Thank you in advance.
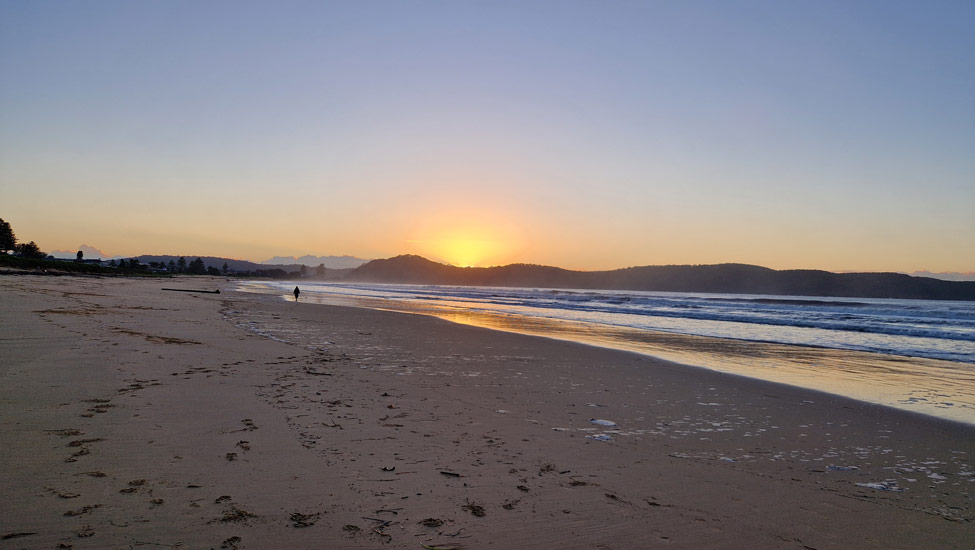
1;1;972;272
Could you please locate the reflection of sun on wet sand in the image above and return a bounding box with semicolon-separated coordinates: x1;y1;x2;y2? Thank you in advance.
0;275;973;548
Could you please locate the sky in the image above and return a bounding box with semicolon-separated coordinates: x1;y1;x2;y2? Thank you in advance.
1;0;973;272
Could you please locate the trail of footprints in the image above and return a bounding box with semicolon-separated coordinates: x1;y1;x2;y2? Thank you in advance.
19;382;334;547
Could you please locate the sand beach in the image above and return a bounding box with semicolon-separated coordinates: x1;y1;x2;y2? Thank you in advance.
1;274;972;549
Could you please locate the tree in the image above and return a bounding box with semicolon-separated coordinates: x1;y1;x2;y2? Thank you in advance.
168;260;176;271
177;257;187;272
207;266;220;276
15;241;45;259
118;258;128;268
300;265;308;277
188;257;206;275
315;263;326;278
0;218;16;253
222;262;229;274
77;250;84;261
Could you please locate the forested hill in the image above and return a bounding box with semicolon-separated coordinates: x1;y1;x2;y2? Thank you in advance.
343;255;975;301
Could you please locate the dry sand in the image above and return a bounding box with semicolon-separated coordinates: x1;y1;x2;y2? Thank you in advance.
1;274;972;549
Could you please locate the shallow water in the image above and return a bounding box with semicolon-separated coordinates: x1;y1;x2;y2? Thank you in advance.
238;281;975;425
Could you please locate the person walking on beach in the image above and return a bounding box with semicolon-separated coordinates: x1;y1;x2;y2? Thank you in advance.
293;286;300;302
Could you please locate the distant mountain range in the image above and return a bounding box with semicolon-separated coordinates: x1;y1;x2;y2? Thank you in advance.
908;271;975;282
45;245;975;296
49;244;112;259
260;255;369;269
343;255;975;301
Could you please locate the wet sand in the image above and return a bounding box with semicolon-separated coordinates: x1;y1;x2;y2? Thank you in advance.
248;284;975;424
1;275;973;549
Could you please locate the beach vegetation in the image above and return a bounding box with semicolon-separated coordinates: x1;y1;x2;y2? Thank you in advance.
0;253;128;275
15;241;46;259
0;218;15;253
188;257;206;275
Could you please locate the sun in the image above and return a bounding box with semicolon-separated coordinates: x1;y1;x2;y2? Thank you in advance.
439;233;498;267
408;214;523;267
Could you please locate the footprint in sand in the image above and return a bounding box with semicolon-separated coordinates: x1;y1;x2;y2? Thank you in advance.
67;438;103;447
46;428;84;438
82;399;116;415
64;504;100;517
45;488;81;499
461;499;486;517
64;437;105;461
289;511;322;528
119;479;148;495
213;507;257;524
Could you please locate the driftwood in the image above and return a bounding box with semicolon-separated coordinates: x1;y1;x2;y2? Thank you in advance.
161;288;220;294
304;369;332;376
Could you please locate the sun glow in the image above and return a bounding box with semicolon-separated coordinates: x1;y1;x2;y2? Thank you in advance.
439;233;500;267
408;214;524;268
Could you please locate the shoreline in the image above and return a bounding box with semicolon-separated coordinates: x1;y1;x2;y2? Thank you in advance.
244;281;975;425
247;289;975;434
2;275;973;548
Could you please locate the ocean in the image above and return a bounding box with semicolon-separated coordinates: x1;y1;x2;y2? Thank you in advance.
238;281;975;424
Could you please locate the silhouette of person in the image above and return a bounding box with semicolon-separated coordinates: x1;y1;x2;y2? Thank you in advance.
293;286;300;302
